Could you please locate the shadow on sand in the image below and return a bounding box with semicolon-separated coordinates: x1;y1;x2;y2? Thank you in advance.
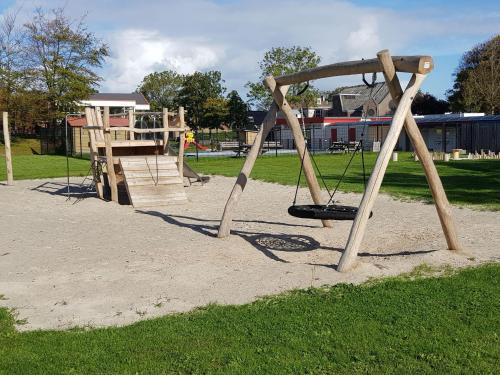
137;211;436;269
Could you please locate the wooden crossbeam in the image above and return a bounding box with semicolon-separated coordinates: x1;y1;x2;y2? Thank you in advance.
274;55;433;85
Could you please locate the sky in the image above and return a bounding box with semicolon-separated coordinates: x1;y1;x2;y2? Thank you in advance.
1;0;499;100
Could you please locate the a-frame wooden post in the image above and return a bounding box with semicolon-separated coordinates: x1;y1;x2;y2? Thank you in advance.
337;73;426;271
218;101;281;238
377;50;460;251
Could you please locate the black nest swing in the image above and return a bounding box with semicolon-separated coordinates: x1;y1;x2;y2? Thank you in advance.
287;73;376;222
287;140;373;221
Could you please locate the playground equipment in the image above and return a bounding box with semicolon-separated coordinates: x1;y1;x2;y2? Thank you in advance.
1;112;13;185
218;49;461;272
184;130;208;151
84;106;196;208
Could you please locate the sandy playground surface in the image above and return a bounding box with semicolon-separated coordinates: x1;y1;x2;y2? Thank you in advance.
0;175;499;331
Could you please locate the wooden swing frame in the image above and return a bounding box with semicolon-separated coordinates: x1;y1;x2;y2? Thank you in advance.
218;49;461;272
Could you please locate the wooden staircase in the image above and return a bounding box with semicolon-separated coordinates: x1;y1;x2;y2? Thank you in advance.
119;156;187;208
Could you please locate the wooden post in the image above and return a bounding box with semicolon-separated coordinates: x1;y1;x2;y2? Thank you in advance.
84;107;104;199
377;49;460;252
264;76;333;229
162;108;169;154
128;109;135;140
218;102;280;238
178;106;185;182
337;73;426;272
2;112;13;185
102;106;118;202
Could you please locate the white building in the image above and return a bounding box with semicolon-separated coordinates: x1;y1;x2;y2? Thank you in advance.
79;93;150;110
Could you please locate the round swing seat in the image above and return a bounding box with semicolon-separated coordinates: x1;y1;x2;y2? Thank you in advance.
288;204;373;221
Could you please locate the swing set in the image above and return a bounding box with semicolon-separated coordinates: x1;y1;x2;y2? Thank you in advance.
218;49;461;272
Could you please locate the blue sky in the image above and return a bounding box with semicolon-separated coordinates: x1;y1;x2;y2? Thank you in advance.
1;0;499;100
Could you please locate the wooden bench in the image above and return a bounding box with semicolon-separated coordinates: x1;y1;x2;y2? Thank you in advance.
219;141;241;151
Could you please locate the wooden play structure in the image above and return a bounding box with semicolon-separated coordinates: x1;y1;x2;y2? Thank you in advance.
84;106;193;208
1;112;14;185
218;49;461;272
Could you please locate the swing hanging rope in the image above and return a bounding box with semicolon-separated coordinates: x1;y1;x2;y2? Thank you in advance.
288;71;376;220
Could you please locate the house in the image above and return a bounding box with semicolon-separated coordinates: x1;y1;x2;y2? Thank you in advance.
79;92;150;111
330;83;392;117
274;116;391;151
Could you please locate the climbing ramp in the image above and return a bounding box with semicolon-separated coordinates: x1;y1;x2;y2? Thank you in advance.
119;155;187;208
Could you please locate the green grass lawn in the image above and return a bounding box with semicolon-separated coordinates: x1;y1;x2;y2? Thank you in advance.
189;152;500;210
0;137;41;156
2;140;499;210
0;155;90;180
1;264;499;374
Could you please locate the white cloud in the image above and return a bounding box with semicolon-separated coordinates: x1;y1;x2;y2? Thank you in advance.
105;29;221;91
2;0;499;98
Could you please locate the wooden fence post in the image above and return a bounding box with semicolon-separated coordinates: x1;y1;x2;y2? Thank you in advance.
2;112;13;185
128;109;135;140
163;108;169;154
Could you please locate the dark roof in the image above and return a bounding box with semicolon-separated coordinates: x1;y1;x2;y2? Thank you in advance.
87;92;149;105
332;114;500;127
248;111;267;126
338;82;389;111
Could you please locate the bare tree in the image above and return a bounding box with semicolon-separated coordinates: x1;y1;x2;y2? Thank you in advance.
0;9;26;113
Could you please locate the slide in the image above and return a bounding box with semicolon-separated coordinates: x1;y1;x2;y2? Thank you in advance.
184;140;208;151
168;145;210;185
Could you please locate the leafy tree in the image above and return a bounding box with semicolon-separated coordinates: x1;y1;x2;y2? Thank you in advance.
226;90;248;130
23;7;109;120
202;97;228;130
137;70;185;111
462;36;500;114
246;46;321;110
447;35;500;113
177;71;226;129
411;91;449;115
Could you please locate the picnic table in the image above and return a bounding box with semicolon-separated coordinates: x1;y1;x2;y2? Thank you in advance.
328;141;360;153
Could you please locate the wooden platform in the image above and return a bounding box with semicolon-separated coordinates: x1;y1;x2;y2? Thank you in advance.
119;156;187;208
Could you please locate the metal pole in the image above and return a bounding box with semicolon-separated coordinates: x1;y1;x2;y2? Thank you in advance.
65;114;70;199
195;129;199;162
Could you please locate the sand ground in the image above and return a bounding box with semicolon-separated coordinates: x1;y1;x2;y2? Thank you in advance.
0;176;499;331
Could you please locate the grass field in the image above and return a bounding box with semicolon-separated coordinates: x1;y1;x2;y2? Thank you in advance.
1;264;499;374
0;155;90;180
190;152;500;210
2;140;499;209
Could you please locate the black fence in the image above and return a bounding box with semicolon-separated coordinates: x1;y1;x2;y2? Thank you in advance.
40;125;66;155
